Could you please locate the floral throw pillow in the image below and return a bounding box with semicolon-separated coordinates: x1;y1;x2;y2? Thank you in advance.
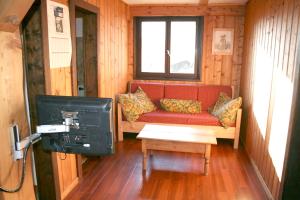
134;87;157;113
211;92;231;116
216;97;242;128
160;98;201;114
118;94;144;122
118;87;156;122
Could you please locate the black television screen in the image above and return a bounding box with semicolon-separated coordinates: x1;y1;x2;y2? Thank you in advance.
36;95;114;156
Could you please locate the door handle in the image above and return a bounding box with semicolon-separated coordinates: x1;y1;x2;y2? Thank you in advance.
166;50;171;56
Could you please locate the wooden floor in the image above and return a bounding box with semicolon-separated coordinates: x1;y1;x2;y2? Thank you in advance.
66;135;268;200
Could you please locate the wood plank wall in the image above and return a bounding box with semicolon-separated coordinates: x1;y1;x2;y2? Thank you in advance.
96;0;129;97
241;0;300;199
49;0;129;198
0;31;35;200
0;0;34;32
128;5;245;92
81;0;129;143
47;0;80;198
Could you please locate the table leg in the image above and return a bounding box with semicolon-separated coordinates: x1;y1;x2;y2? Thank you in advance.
142;140;147;170
149;150;153;156
204;144;211;175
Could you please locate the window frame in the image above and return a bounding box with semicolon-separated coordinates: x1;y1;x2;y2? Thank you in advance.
135;16;204;81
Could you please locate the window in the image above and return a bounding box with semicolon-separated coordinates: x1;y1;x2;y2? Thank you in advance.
135;16;204;80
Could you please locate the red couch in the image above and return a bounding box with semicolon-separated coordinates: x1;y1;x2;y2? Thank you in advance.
117;81;242;149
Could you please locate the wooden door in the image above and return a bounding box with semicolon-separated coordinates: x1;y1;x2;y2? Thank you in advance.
70;0;99;98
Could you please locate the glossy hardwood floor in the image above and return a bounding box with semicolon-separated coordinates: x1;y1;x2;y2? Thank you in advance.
65;134;268;200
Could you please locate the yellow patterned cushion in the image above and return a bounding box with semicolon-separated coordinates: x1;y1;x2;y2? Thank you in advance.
118;94;144;122
134;87;157;113
216;97;242;128
160;98;201;114
118;87;156;122
211;92;231;116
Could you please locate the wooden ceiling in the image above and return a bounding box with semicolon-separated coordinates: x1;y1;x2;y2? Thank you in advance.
123;0;248;5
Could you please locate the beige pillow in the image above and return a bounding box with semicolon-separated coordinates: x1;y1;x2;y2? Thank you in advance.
216;97;242;128
211;92;231;116
118;87;156;122
134;87;157;113
118;93;144;122
160;98;201;114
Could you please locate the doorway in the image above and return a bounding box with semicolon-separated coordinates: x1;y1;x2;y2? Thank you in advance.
70;0;99;98
70;0;99;172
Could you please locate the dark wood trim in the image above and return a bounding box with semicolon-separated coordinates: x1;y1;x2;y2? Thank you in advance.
133;18;137;79
73;0;99;14
41;1;60;199
135;17;142;78
40;0;51;95
69;0;100;179
96;7;100;96
279;29;300;200
196;16;204;80
134;16;203;81
165;19;170;76
96;4;100;97
70;0;78;96
76;155;83;180
69;0;100;97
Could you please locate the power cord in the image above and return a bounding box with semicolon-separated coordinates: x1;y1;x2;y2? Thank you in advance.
0;142;31;193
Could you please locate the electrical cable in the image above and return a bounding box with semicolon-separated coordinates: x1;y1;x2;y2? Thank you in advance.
0;142;31;193
21;19;40;200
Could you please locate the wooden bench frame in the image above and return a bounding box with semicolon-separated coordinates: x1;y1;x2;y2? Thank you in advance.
117;102;242;149
117;82;242;149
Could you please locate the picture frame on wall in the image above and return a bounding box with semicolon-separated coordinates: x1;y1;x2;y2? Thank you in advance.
212;28;234;55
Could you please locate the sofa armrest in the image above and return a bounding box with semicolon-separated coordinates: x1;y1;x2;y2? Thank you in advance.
234;108;242;149
117;102;124;141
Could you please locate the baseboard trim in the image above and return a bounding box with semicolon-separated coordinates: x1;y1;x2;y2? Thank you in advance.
248;157;274;200
240;139;274;200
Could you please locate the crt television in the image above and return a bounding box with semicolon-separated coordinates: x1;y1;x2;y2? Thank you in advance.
36;95;114;156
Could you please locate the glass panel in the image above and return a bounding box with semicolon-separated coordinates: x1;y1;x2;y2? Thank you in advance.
170;21;196;74
141;21;166;73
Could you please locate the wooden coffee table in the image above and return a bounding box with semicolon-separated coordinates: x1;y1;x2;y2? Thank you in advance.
137;124;217;175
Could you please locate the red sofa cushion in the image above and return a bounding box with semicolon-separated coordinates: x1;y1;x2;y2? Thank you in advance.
130;82;164;106
198;85;232;111
137;109;225;126
164;84;198;100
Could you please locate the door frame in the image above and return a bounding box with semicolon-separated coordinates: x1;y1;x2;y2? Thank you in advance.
69;0;99;97
279;28;300;199
69;0;99;180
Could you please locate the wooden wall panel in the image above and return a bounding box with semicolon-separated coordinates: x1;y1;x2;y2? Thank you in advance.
49;66;77;199
48;0;129;197
0;0;34;32
0;31;35;200
96;0;129;97
46;0;79;199
83;0;129;97
88;0;129;144
128;5;245;93
240;0;300;199
0;0;128;199
49;64;79;196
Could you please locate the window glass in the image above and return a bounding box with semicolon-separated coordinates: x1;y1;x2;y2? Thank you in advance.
170;21;196;74
136;17;203;80
141;21;166;73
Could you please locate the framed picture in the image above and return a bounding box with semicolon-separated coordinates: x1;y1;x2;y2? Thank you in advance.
212;28;234;55
47;1;70;38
